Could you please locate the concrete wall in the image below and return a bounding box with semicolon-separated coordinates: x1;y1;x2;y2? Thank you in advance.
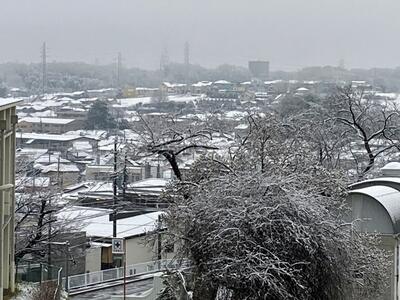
0;104;17;300
85;247;102;273
126;236;154;266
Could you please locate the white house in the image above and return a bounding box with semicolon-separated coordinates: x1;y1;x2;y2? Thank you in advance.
57;206;172;273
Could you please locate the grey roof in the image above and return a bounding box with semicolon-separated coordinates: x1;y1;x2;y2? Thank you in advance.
350;185;400;233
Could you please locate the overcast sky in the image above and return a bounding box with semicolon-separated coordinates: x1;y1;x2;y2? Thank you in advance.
1;0;400;71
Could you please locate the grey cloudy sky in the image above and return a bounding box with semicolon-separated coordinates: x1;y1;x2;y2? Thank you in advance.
1;0;400;70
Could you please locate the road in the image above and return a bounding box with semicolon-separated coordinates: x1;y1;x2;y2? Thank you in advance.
69;278;153;300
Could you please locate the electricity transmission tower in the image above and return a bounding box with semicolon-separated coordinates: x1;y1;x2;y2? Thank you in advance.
41;42;47;95
116;52;122;88
184;41;190;85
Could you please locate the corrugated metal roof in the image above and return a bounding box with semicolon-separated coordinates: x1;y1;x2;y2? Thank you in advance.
350;185;400;233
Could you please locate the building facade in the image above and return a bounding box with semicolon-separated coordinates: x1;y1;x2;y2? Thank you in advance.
0;99;21;300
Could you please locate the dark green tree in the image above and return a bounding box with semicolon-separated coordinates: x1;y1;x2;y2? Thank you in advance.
0;85;7;97
85;101;117;130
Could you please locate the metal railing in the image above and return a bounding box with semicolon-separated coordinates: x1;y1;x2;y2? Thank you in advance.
67;259;186;291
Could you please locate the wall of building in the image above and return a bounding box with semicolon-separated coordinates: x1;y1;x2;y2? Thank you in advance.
85;247;102;273
0;104;17;300
125;236;154;266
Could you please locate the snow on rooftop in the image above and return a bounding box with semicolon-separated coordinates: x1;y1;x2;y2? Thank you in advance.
35;155;71;164
234;123;249;130
57;206;162;238
167;95;203;103
130;178;169;188
382;162;400;170
0;98;23;109
40;163;80;173
225;110;247;120
20;117;75;124
119;97;152;107
192;81;212;87
18;133;98;142
265;80;284;85
214;80;231;84
29;110;57;118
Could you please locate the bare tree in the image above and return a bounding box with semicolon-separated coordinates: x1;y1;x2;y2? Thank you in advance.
134;113;219;181
331;86;400;178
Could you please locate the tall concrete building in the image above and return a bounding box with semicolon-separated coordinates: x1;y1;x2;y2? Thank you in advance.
0;99;20;300
248;60;270;80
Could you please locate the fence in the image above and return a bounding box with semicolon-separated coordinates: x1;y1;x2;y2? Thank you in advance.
16;261;62;283
67;259;186;291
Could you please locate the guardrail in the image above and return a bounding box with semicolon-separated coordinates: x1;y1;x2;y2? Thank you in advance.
67;259;185;291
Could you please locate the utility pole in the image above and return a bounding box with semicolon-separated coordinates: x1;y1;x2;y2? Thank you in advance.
113;138;118;237
160;46;170;74
157;214;162;270
47;195;52;276
57;155;60;188
122;153;127;202
41;42;47;95
64;241;70;293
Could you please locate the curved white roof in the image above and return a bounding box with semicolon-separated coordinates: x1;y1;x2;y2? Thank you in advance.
349;177;400;188
350;185;400;233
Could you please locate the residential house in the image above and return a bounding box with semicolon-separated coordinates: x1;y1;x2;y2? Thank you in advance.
17;133;98;153
57;207;173;273
18;117;79;134
39;163;81;188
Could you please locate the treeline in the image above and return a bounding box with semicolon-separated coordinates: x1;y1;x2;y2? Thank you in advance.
3;61;400;93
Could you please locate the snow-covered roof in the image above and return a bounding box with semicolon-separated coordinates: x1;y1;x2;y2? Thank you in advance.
35;155;71;164
19;117;75;125
0;98;23;110
167;95;202;103
136;87;159;91
127;178;169;194
57;206;162;238
130;178;169;188
214;80;231;85
40;163;80;173
234;123;249;130
225;110;247;120
296;87;309;91
18;133;98;142
264;80;283;85
192;81;212;87
162;82;186;88
119;97;152;107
